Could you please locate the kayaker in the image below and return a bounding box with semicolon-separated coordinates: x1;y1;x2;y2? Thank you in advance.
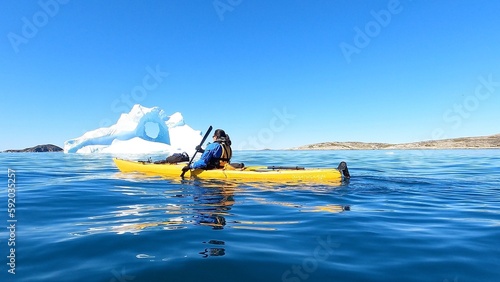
182;129;232;172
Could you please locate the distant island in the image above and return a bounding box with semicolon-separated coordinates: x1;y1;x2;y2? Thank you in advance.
291;134;500;150
3;144;63;153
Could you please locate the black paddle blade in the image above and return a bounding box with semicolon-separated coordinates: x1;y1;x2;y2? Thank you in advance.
337;161;350;179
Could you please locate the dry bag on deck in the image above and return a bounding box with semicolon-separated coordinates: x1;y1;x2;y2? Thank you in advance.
155;152;190;164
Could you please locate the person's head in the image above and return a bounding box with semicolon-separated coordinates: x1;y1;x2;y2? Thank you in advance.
213;129;226;139
213;129;231;145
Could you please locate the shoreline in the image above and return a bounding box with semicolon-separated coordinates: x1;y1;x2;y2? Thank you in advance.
287;147;500;151
289;134;500;151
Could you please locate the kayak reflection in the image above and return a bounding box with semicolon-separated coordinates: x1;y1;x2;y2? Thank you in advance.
89;179;349;236
191;180;236;230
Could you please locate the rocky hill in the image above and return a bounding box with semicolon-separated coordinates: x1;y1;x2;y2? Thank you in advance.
292;134;500;150
3;144;63;153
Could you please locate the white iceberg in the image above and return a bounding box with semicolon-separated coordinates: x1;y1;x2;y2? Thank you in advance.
64;104;203;154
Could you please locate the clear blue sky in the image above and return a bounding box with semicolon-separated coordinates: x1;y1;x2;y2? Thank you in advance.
1;0;500;151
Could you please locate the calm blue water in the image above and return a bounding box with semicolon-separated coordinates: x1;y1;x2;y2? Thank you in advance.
1;150;499;282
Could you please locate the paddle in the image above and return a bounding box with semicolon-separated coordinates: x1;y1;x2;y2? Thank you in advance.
181;125;213;178
267;166;305;170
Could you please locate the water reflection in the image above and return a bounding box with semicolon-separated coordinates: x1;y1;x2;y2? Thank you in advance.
199;240;226;258
192;180;236;230
79;179;349;236
77;180;238;235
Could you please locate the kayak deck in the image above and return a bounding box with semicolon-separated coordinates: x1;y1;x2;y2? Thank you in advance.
113;158;350;183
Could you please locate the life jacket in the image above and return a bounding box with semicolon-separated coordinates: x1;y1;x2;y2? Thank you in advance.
209;142;232;169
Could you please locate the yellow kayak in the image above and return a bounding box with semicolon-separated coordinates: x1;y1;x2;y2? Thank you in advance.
113;158;350;183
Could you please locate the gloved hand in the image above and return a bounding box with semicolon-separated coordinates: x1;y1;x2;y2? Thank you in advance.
182;166;190;173
195;145;204;153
